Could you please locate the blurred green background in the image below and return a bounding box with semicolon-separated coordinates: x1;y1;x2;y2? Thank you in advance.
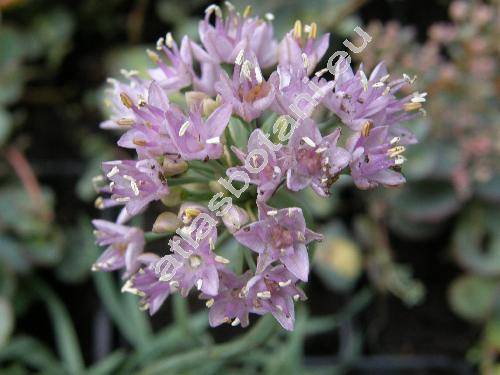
0;0;498;373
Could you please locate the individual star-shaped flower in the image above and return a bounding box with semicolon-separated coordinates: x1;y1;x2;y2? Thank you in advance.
286;119;350;197
234;202;323;281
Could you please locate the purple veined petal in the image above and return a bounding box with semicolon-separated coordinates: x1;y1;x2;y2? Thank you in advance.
201;265;219;296
148;82;170;111
305;228;324;244
93;247;125;271
286;168;311;192
281;243;309;282
256;251;276;274
270;298;295;331
205;103;232;137
234;222;268;253
373;169;406;187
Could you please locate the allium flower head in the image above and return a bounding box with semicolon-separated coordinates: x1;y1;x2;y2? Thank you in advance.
94;4;427;332
92;219;145;276
234;202;323;281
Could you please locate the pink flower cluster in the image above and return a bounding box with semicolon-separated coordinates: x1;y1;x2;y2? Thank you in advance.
92;4;425;330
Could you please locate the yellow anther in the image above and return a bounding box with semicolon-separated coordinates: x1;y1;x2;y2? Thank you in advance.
119;93;134;108
293;20;302;39
388;146;406;158
146;49;160;63
243;5;252;17
404;102;422;111
309;22;317;39
361;120;373;137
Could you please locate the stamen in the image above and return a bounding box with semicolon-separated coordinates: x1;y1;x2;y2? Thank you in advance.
165;32;174;48
301;53;308;68
106;166;120;178
293;20;302;39
404;102;422;111
120;93;134;108
390;136;400;145
315;147;327;153
255;66;263;84
267;210;278;216
156;37;164;51
205;4;222;18
235;49;245;65
302;136;316;147
243;5;252;17
206;298;214;307
278;280;292;287
231;317;241;326
215;255;230;264
388;146;406;158
196;279;203;290
179;120;191;136
94;197;104;209
394;155;406;165
359;71;368;91
206;136;220;144
309;22;317;38
257;291;271;299
265;12;274;21
117;118;135;126
146;49;160;63
361;120;373;137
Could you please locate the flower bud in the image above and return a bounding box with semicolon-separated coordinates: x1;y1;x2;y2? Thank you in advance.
185;91;210;108
163;157;188;176
178;202;206;225
153;212;181;233
161;187;182;207
222;205;249;233
202;95;221;117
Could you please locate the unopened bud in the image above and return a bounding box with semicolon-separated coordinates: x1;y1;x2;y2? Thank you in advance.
153;212;181;233
161;187;183;207
222;205;249;233
202;95;221;117
185;91;210;108
163;157;188;176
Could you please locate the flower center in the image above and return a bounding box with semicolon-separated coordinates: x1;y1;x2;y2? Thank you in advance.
270;225;294;249
297;148;322;174
188;255;202;269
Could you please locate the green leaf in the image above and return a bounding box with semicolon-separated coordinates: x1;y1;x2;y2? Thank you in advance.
227;117;250;150
0;108;13;146
218;238;244;274
87;350;126;375
452;205;500;276
448;275;497;322
0;336;62;372
476;174;500;204
389;181;460;223
93;272;142;347
35;282;84;374
57;218;98;283
0;297;14;348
